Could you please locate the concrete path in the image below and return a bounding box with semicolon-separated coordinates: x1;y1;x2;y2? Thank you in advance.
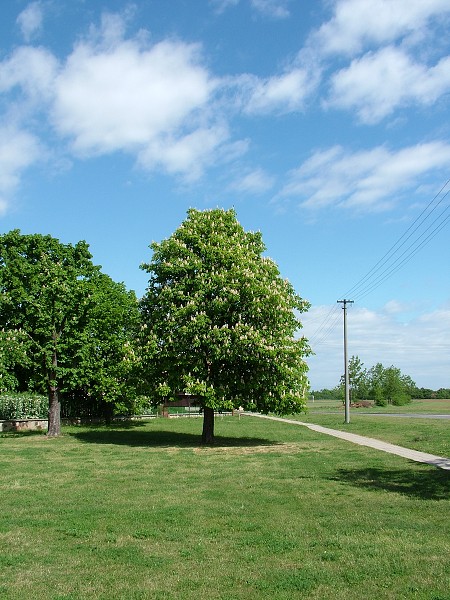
245;413;450;471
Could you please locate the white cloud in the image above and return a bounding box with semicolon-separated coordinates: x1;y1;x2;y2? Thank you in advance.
383;300;417;316
302;302;450;390
210;0;239;13
210;0;290;18
4;3;449;202
37;14;233;179
0;46;58;102
0;198;8;216
0;127;41;191
314;0;450;57
250;0;290;19
0;12;251;182
281;142;450;212
17;1;44;42
137;125;231;181
0;44;52;214
292;0;450;122
230;168;275;194
328;46;450;123
242;67;318;114
53;38;216;156
0;126;42;214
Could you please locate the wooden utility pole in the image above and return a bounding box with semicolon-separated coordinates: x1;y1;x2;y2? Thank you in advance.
337;299;353;424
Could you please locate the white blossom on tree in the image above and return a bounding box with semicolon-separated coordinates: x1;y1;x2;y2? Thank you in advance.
140;208;311;443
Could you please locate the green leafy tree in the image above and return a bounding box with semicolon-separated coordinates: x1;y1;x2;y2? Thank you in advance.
140;208;311;443
383;366;406;405
0;230;139;435
339;355;368;403
366;363;385;405
60;273;140;419
349;355;369;401
311;388;341;400
366;363;415;406
415;387;435;399
384;366;415;405
0;329;31;393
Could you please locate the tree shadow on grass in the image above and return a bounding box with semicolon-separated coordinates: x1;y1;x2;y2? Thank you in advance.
332;467;450;501
0;429;46;438
67;424;279;449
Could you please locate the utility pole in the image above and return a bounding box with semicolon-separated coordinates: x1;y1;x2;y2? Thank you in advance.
337;299;354;424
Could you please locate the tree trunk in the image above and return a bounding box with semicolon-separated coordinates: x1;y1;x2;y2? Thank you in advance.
201;406;215;444
47;335;61;437
47;385;61;436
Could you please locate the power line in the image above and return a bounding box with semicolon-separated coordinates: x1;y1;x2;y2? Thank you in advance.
304;177;450;350
305;303;341;348
343;178;450;300
353;205;450;302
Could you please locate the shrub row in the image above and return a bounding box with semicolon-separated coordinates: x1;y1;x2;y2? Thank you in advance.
0;392;48;420
0;393;159;421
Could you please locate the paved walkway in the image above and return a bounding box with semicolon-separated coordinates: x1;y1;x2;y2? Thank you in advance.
245;413;450;471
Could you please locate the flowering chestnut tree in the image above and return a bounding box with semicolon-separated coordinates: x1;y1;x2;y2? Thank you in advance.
140;208;311;443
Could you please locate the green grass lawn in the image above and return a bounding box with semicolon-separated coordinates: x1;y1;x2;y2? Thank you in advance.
1;416;449;600
295;414;450;457
300;398;450;456
307;397;450;414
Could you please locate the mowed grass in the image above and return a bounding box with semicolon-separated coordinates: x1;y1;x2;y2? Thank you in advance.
301;398;450;456
308;397;450;414
1;416;449;600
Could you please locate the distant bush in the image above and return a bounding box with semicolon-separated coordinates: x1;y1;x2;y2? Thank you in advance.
372;387;387;406
310;388;341;400
113;395;156;416
391;393;412;406
133;395;156;415
0;392;48;420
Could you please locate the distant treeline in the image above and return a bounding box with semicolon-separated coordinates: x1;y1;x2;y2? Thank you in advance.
312;387;450;401
311;356;448;404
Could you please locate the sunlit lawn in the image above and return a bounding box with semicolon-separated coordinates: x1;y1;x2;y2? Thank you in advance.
1;416;449;599
301;398;450;456
307;397;450;414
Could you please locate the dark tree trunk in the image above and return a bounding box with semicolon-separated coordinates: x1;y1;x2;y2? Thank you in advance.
47;334;61;437
201;406;215;444
47;385;61;436
103;401;114;424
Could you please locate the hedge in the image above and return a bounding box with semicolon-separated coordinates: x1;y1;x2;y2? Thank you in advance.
0;392;48;420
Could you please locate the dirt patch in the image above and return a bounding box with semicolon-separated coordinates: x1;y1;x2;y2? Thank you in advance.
193;442;315;455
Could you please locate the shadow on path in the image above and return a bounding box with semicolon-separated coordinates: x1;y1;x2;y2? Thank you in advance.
332;467;450;501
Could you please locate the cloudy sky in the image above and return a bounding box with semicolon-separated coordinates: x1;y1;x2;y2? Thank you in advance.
1;0;449;390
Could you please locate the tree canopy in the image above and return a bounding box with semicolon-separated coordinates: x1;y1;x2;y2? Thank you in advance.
140;208;311;442
59;272;140;419
0;230;139;435
336;355;416;406
367;362;415;406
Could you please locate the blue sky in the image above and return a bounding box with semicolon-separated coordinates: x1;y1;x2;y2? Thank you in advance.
1;0;449;390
